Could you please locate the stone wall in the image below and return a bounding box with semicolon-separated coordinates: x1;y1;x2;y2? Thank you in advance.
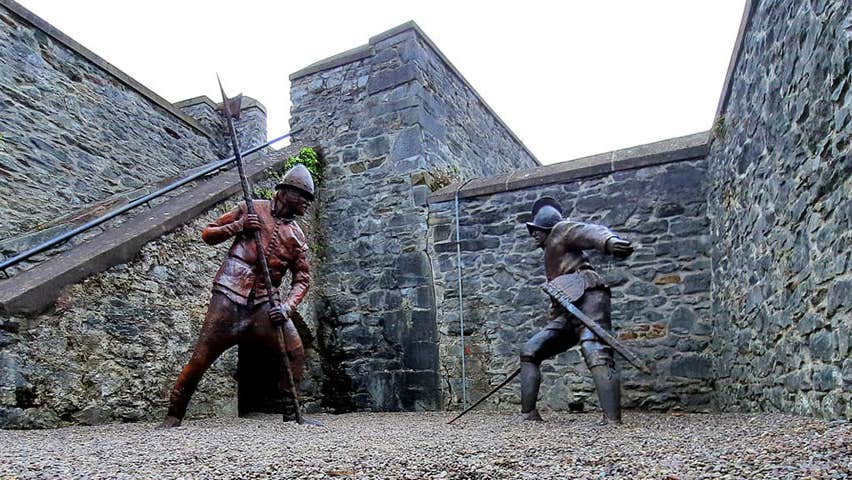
0;1;299;428
0;1;225;247
0;207;237;428
428;133;714;413
0;1;272;277
289;21;537;412
707;0;852;419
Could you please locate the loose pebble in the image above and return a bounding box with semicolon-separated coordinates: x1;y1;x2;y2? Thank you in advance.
1;412;849;479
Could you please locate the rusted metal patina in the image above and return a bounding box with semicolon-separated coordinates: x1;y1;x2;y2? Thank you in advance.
159;80;316;428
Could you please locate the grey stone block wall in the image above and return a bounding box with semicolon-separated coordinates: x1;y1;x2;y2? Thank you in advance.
0;1;268;275
0;207;237;428
397;32;539;177
177;96;269;157
707;0;851;419
289;22;537;412
178;102;223;144
234;106;268;151
0;3;226;245
428;155;714;413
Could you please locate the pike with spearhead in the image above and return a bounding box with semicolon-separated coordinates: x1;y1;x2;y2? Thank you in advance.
159;77;317;428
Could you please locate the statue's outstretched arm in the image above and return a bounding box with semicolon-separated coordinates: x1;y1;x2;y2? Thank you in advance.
557;221;634;258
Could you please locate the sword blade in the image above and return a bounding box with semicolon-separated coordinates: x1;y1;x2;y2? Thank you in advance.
544;284;652;375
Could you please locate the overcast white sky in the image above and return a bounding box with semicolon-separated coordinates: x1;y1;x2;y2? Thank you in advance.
18;1;745;165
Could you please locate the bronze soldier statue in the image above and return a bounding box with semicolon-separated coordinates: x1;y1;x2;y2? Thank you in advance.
520;197;634;425
159;164;315;428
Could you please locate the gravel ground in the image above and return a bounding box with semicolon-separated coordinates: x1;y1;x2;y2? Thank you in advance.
1;412;849;479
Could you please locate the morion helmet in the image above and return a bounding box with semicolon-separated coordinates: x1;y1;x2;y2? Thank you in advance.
275;164;315;201
526;197;563;235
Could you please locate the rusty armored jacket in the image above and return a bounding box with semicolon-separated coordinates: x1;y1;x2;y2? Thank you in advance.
543;219;617;318
202;200;310;309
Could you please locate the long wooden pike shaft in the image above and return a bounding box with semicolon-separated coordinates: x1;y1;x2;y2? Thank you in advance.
217;75;303;424
447;367;521;425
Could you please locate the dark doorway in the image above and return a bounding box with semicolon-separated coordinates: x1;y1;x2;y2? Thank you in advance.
237;342;285;415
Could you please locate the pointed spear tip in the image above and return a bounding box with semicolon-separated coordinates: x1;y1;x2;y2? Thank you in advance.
216;74;227;97
216;73;233;119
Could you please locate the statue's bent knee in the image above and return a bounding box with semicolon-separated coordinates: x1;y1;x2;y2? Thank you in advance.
580;339;613;368
520;344;542;364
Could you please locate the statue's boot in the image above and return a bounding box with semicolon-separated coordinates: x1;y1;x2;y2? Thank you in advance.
513;410;543;422
278;347;323;426
157;384;193;429
518;360;545;421
157;415;182;429
157;384;195;429
590;364;622;425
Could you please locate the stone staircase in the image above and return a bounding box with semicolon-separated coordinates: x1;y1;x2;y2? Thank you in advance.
0;146;295;316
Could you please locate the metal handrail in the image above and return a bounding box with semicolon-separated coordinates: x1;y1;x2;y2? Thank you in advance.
0;131;297;275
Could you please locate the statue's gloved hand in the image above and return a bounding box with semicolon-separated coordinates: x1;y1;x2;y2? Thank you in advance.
239;214;263;232
606;237;634;258
268;304;292;327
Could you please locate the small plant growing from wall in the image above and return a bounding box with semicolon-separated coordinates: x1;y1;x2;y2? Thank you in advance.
711;115;726;141
428;164;461;192
285;147;322;184
254;147;323;200
252;186;276;200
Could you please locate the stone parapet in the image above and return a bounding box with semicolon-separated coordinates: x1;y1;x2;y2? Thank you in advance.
176;95;268;158
291;20;539;167
0;0;211;138
174;95;268;116
0;0;234;248
430;131;710;203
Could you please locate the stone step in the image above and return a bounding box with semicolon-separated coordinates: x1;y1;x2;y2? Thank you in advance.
0;147;295;315
0;162;230;276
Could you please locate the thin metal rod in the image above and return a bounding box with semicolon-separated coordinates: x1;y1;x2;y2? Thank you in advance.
454;178;474;410
447;367;520;424
0;132;295;273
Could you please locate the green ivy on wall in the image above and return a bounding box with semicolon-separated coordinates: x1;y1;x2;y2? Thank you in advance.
285;147;322;184
254;147;323;200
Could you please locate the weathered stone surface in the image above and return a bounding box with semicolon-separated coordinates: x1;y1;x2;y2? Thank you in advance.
3;4;850;426
708;0;851;419
289;23;537;412
671;355;713;379
0;4;225;248
0;147;293;316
